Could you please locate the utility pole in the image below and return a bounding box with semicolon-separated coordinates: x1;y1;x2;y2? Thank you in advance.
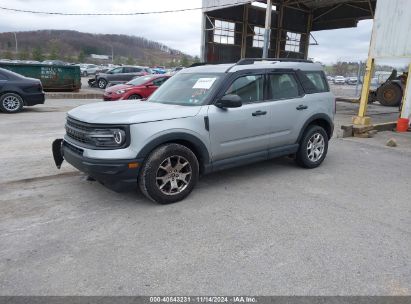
262;0;272;59
111;45;114;63
13;32;18;56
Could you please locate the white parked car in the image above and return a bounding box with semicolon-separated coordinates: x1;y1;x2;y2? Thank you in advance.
80;64;100;77
334;76;346;85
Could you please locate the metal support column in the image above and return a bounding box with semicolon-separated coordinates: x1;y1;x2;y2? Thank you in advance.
353;16;377;126
352;56;374;125
241;4;249;59
262;0;273;59
275;2;284;58
304;12;313;59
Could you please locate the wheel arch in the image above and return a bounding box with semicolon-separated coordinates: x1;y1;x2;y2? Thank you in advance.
136;132;211;175
297;114;334;142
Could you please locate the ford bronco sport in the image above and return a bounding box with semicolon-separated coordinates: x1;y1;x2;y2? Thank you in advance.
53;58;334;204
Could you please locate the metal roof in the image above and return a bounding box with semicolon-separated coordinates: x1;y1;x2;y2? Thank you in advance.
202;0;376;30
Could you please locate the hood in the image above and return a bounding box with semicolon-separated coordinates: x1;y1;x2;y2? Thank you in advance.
105;83;132;93
68;100;202;124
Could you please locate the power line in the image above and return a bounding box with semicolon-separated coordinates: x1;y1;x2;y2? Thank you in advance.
0;2;249;16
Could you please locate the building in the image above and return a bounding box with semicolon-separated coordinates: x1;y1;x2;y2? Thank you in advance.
201;0;377;63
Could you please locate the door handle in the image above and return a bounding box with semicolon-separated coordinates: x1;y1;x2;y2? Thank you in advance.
252;110;267;116
296;105;308;110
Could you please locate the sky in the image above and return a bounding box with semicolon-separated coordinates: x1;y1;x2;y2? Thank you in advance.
0;0;375;64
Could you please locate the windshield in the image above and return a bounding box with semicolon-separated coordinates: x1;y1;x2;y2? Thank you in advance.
148;72;222;106
126;75;153;86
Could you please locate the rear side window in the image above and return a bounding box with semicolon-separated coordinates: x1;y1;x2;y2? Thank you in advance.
225;75;264;103
153;77;168;86
298;71;329;93
268;73;300;100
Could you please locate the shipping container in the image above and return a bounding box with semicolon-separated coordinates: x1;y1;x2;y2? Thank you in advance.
0;63;81;92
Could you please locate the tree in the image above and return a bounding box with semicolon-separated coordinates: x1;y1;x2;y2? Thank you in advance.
3;50;13;60
77;51;86;63
18;49;30;60
126;56;135;65
48;41;60;60
333;61;349;76
180;55;189;67
32;47;44;61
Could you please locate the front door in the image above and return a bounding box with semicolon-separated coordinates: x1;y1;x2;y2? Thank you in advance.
207;74;271;162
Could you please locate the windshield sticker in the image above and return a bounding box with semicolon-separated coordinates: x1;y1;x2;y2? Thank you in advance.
193;78;217;89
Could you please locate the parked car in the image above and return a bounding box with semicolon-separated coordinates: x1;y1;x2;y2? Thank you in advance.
93;66;151;89
80;64;100;77
334;76;346;84
42;60;67;66
0;67;45;113
326;75;334;82
168;66;185;75
346;77;358;85
53;58;334;204
103;74;170;101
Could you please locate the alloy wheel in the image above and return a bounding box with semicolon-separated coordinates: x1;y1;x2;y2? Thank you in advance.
2;95;21;112
307;133;325;162
156;155;192;195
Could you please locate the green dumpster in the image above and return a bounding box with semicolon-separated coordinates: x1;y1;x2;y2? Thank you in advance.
0;63;81;92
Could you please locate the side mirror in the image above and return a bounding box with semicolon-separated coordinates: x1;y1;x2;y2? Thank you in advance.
215;94;242;108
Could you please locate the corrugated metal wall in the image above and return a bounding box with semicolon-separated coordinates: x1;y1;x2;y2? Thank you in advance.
372;0;411;58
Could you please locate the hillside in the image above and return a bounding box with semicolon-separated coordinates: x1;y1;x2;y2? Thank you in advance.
0;30;195;66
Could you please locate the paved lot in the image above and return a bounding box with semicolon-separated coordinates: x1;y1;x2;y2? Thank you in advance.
0;100;410;295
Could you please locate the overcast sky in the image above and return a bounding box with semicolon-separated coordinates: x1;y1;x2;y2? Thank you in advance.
0;0;375;64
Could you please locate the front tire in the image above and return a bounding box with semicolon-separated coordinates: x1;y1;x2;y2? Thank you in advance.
296;125;328;169
82;71;88;77
377;83;402;107
98;78;107;89
0;93;24;113
138;144;199;204
128;94;142;100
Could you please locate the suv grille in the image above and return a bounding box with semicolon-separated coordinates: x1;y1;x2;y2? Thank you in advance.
65;117;94;145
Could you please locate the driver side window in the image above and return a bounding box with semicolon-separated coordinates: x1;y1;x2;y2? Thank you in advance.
225;75;264;103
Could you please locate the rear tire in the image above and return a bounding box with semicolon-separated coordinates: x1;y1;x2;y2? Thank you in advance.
0;93;24;113
296;125;328;169
138;144;199;204
377;83;402;107
128;94;142;100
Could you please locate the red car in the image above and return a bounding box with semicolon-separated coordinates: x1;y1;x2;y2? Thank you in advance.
103;74;170;101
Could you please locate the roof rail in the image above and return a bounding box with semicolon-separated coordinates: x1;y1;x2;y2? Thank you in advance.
236;58;313;65
189;62;208;67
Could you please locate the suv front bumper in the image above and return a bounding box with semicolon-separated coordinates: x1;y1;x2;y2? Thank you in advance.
52;139;144;192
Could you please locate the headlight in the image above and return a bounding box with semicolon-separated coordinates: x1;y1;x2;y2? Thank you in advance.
88;128;126;147
116;89;126;94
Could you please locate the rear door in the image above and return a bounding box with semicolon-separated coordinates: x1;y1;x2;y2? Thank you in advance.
0;71;8;91
266;71;308;148
108;67;124;81
207;72;272;162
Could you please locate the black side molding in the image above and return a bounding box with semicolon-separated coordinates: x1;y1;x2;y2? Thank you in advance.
204;116;210;131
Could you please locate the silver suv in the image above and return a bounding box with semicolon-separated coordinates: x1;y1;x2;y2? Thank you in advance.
53;58;335;204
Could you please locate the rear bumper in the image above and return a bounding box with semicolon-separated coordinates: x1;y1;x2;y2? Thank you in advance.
54;139;143;192
23;92;45;106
